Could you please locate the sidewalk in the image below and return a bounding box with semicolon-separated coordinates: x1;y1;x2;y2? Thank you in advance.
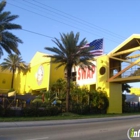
0;115;140;128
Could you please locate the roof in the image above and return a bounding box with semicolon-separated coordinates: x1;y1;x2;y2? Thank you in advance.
108;34;140;56
125;94;140;102
30;51;51;67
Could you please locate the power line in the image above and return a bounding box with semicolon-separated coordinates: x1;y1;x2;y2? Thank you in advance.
32;0;125;40
7;1;121;44
22;28;55;39
21;28;109;54
23;0;124;40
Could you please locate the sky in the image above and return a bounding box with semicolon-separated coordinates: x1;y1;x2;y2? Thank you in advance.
1;0;140;88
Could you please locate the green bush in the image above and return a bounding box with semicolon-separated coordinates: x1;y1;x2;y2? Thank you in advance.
70;87;109;115
22;107;36;117
46;106;61;116
91;88;109;114
22;106;61;117
0;107;23;117
0;105;4;116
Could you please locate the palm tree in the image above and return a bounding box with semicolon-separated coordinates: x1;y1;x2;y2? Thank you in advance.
0;0;22;58
0;54;28;89
45;31;96;112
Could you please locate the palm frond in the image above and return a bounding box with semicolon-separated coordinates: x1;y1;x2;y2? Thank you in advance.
0;1;6;13
55;62;66;70
0;54;28;73
3;14;19;23
0;42;12;54
52;38;66;54
2;31;23;43
0;47;3;57
3;23;22;30
0;1;22;57
0;11;10;22
77;37;87;47
45;31;96;74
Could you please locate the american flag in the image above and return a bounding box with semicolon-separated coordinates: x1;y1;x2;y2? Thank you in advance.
86;38;103;56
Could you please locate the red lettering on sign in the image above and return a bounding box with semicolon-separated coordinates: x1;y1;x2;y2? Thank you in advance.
81;69;86;79
87;68;91;79
78;68;81;80
77;66;95;80
90;65;95;78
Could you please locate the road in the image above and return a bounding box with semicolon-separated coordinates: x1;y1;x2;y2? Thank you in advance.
0;115;140;140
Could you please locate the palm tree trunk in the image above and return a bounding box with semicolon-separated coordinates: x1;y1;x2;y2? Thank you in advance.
66;66;72;112
66;77;70;112
11;69;15;89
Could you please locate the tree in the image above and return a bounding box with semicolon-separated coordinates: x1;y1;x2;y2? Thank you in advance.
51;78;67;94
122;83;131;111
122;83;131;93
0;54;28;89
44;31;95;112
0;0;22;58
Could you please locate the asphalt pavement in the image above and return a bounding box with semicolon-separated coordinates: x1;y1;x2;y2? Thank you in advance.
0;114;140;128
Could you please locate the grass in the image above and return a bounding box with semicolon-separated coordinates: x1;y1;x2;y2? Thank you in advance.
0;112;140;122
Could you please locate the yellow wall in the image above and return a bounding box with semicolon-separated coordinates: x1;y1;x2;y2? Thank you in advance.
96;55;122;113
96;55;109;92
109;83;122;113
14;71;26;94
12;52;64;94
26;62;50;92
130;88;140;95
49;62;65;87
0;52;122;113
13;64;50;95
13;53;52;94
0;67;12;93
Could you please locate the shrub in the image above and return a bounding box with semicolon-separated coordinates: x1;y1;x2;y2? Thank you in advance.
70;87;109;115
0;105;4;116
22;105;61;117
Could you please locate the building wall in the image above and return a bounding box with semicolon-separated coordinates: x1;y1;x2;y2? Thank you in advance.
0;67;12;93
14;53;52;94
13;62;51;94
13;71;26;94
13;54;65;94
130;88;140;95
0;52;122;113
26;63;50;91
96;55;122;113
49;62;65;87
109;83;122;113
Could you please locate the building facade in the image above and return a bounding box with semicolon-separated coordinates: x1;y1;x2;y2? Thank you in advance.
1;34;140;113
0;52;64;95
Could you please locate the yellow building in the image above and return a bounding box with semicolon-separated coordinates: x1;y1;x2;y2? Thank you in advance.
130;88;140;95
1;34;140;113
0;52;64;95
0;67;12;93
